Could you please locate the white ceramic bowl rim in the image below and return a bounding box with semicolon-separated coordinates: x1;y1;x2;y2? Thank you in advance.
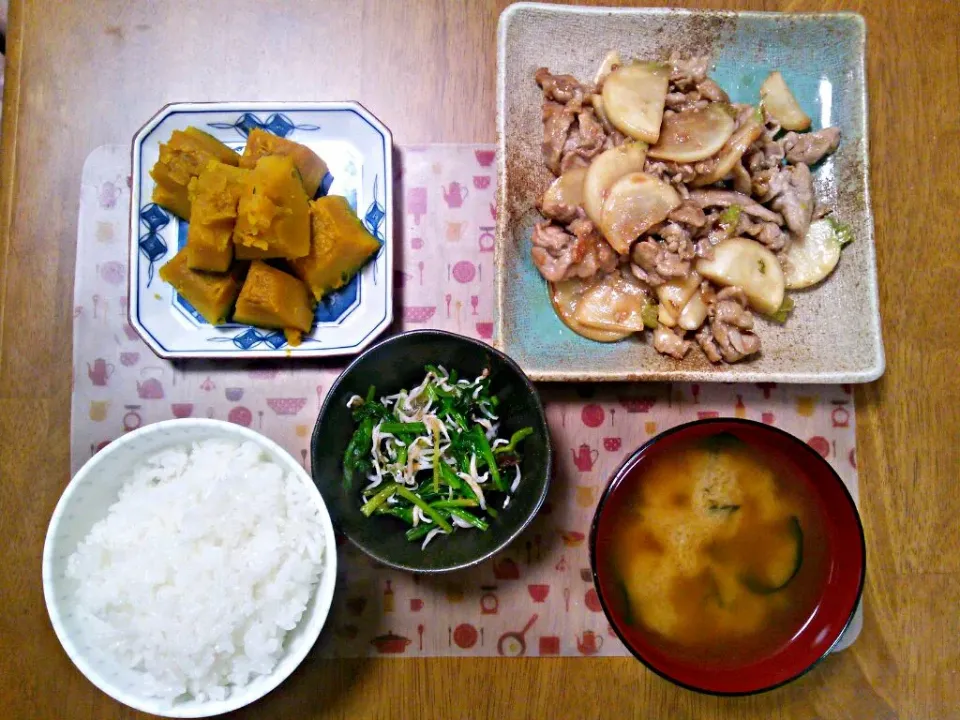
41;418;338;718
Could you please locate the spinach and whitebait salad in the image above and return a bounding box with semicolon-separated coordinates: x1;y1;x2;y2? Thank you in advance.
342;365;534;549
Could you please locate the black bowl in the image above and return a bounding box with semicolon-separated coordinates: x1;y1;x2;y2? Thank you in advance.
311;330;551;573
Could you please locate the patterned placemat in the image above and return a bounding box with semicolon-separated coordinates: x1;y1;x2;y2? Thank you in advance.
71;144;861;657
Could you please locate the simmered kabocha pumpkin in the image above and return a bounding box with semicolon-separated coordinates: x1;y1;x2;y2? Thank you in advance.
150;127;241;220
240;128;329;198
291;195;382;301
233;155;311;259
233;261;315;346
157;248;246;325
185;161;251;272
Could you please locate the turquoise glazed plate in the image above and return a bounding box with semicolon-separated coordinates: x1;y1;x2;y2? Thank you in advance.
129;101;393;360
496;4;883;383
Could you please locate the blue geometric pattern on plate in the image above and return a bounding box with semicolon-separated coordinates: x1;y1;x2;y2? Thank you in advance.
364;175;386;242
209;328;287;350
138;203;170;287
208;327;321;351
208;112;320;139
315;275;361;323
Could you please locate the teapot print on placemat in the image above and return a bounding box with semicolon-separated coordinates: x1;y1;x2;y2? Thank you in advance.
577;630;604;655
87;358;114;386
572;444;599;472
442;181;469;208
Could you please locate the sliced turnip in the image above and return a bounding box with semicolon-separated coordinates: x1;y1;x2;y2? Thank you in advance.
601;62;671;143
695;237;785;315
541;167;588;220
593;50;622;86
760;71;811;132
658;303;678;328
583;142;648;226
550;278;632;342
678;291;709;331
656;272;702;321
599;172;681;254
783;218;851;289
691;115;763;187
647;104;737;163
574;271;653;334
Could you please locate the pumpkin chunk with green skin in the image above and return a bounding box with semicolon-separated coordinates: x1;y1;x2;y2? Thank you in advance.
233;155;311;259
185;161;251;272
150;127;240;220
233;261;315;346
240;128;330;198
158;248;245;325
291;195;382;301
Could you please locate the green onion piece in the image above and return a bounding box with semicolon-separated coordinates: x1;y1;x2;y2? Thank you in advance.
396;444;408;467
405;524;434;542
360;483;400;517
827;217;855;248
448;508;489;531
395;486;453;533
472;425;504;492
485;506;499;519
641;303;659;330
769;296;795;324
375;505;415;524
432;427;441;493
431;499;479;509
494;427;534;455
438;462;463;490
719;204;742;227
378;421;428;435
365;385;376;403
343;416;375;489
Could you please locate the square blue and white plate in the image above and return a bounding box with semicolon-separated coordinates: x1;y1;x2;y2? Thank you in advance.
128;101;393;359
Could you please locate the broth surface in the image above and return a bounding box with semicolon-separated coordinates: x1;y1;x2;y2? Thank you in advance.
604;433;828;665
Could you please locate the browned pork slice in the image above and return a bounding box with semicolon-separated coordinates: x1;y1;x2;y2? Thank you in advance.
530;220;617;282
698;286;762;363
782;127;841;166
653;325;693;359
765;163;815;239
687;189;784;224
535;68;592;103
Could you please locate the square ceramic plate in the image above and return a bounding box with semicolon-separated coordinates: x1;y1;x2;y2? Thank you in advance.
495;4;883;383
129;101;393;359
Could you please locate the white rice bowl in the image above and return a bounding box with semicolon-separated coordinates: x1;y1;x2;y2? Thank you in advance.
42;419;337;718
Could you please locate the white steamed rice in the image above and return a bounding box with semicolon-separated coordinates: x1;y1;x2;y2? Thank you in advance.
66;439;325;702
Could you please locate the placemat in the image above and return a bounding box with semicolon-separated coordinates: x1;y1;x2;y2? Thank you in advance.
71;144;861;657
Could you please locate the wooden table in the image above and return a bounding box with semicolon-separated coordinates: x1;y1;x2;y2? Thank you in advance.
1;1;956;717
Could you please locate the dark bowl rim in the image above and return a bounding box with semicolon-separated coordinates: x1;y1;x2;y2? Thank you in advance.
311;328;553;574
588;417;866;697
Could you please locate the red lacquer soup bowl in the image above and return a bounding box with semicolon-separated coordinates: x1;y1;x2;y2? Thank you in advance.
590;418;865;695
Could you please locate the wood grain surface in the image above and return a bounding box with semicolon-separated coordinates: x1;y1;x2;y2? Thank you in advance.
1;1;956;718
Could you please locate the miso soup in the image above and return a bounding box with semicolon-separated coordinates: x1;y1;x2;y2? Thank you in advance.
599;432;829;665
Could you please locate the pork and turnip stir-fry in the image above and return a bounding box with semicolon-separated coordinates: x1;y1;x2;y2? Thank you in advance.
532;53;851;364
